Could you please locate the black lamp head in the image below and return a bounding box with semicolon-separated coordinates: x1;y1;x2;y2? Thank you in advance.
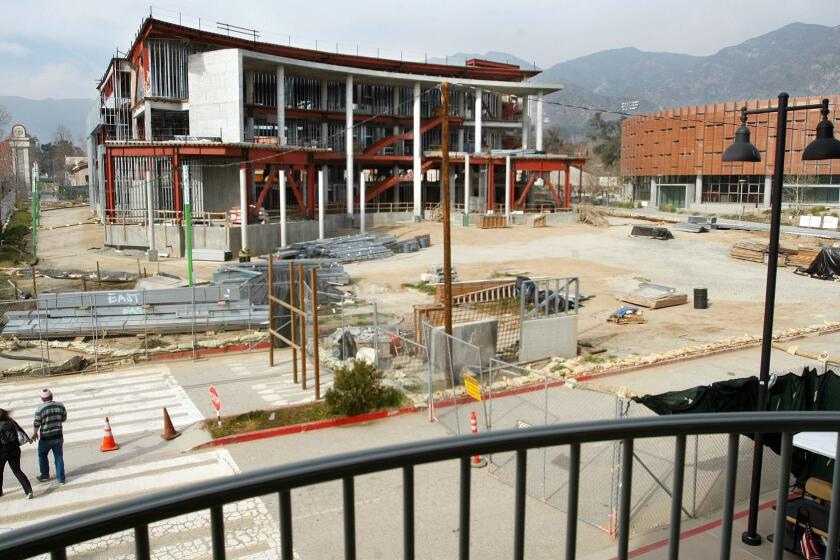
802;99;840;161
722;107;761;162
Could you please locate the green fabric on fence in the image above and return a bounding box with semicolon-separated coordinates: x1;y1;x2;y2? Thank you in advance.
632;367;838;484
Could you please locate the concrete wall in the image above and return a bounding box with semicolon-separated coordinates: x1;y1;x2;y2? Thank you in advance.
105;224;183;256
428;318;498;383
188;50;243;142
519;314;577;362
687;202;764;214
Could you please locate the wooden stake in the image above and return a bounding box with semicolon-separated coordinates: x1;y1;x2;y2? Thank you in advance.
30;265;37;298
268;258;274;367
96;261;102;288
311;266;320;400
289;262;298;383
298;263;307;390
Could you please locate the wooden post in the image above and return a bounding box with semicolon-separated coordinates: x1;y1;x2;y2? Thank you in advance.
82;275;87;292
289;262;298;383
268;259;274;367
311;266;320;400
96;261;102;288
441;82;452;336
30;265;37;298
298;263;307;390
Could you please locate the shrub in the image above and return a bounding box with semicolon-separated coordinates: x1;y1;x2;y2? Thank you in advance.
658;204;678;213
810;205;828;215
325;360;403;417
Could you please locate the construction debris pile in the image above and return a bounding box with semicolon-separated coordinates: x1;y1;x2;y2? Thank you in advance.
536;321;840;380
630;225;674;240
1;286;266;339
277;232;431;263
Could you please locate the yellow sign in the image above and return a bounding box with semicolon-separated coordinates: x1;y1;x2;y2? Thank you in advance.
464;375;482;401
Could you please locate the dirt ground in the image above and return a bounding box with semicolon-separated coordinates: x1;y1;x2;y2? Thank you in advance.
27;206;840;360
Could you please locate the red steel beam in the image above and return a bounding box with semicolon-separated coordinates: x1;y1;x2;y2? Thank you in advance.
515;174;537;208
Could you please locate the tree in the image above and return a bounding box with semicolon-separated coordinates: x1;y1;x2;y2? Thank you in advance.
783;174;818;215
542;126;568;153
44;125;83;183
0;104;10;139
587;112;624;172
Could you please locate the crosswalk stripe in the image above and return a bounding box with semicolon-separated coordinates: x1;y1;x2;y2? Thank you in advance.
0;366;204;444
0;449;292;559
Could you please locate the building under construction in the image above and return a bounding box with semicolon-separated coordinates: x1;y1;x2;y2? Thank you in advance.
87;15;585;256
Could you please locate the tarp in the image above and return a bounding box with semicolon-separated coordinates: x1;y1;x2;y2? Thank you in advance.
630;225;674;240
633;368;839;482
796;248;840;280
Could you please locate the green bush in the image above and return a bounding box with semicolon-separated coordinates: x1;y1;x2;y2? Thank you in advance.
658;204;678;213
325;360;403;417
810;205;828;215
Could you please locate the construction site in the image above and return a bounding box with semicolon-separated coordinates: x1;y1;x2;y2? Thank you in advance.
3;9;840;559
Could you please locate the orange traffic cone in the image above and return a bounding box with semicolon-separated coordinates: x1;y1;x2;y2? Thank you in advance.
99;417;120;452
162;407;181;441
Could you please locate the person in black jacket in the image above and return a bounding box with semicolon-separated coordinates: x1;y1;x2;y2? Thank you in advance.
0;408;34;499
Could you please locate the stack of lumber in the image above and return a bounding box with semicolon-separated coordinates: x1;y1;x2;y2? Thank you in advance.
615;283;688;310
476;214;507;229
730;240;818;267
787;246;822;268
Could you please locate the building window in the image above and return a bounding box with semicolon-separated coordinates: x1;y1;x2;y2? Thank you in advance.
702;175;763;203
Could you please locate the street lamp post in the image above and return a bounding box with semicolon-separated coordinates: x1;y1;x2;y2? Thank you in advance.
723;94;840;546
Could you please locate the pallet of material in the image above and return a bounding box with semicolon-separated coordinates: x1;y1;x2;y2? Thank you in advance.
787;247;822;268
615;283;688;309
476;214;507;229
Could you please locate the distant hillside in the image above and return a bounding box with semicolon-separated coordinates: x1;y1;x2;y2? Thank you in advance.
534;22;840;134
0;96;92;143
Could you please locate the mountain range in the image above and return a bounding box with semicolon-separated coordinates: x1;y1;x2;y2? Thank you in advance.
3;22;839;143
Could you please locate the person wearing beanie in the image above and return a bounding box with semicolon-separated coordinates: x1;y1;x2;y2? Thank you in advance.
32;388;67;484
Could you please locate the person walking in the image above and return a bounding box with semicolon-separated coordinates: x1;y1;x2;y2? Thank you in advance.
32;389;67;485
0;408;34;499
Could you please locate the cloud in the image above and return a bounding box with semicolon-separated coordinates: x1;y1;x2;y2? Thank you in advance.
0;61;94;99
0;41;29;57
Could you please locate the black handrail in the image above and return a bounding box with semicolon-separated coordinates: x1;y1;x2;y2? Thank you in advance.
2;412;840;560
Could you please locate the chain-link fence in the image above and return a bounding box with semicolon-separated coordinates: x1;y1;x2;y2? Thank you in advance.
617;398;782;537
483;359;621;533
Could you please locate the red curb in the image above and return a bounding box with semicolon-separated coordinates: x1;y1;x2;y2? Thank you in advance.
611;492;799;559
192;405;421;450
151;341;270;361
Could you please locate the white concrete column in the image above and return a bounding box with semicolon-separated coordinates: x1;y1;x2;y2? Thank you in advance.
649;177;658;207
145;171;157;260
143;101;152;141
763;175;772;207
239;166;249;253
536;91;544;151
695;175;703;204
505;156;511;220
412;82;422;217
474;88;483;153
276;66;286;144
279;170;287;247
360;171;366;234
320;79;329;147
318;169;326;239
393;164;401;204
464;154;470;214
345;75;354;216
522;95;530;150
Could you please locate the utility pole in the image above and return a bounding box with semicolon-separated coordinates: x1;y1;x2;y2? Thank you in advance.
31;162;40;263
441;82;452;335
183;165;194;286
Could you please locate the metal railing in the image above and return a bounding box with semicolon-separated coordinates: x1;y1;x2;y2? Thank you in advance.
2;412;839;560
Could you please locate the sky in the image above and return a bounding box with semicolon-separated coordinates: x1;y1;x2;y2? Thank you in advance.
0;0;838;99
